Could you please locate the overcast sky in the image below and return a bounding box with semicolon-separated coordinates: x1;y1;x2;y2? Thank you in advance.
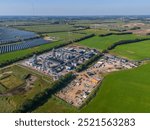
0;0;150;16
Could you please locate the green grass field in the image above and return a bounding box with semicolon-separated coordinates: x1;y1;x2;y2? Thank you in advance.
34;96;77;113
45;32;86;42
0;96;17;112
78;34;150;51
81;63;150;113
0;65;53;112
0;75;24;89
77;29;111;35
0;84;7;93
110;40;150;60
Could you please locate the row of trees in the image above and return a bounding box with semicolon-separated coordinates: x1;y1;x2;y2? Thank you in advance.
76;53;103;72
37;27;90;34
99;32;132;37
14;73;75;113
109;29;128;32
107;38;150;51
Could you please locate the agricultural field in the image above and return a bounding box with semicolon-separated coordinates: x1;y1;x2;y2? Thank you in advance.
77;28;111;35
16;24;77;33
110;40;150;60
81;63;150;113
78;34;150;52
43;28;112;43
0;65;53;112
44;32;86;42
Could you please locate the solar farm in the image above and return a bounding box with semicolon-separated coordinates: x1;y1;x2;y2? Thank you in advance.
0;27;50;54
0;38;49;54
0;27;37;44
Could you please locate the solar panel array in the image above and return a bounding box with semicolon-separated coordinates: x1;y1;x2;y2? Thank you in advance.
0;27;51;54
0;27;37;45
0;38;49;54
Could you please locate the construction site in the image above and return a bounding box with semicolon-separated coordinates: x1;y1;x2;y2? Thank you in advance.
56;54;138;107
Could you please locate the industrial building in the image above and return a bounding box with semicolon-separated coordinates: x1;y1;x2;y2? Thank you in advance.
22;46;98;80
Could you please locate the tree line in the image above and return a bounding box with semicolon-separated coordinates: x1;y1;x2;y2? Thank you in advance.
99;32;133;37
76;53;103;72
37;27;90;34
107;38;150;51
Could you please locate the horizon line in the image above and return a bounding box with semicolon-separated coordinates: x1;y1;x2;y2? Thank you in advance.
0;14;150;17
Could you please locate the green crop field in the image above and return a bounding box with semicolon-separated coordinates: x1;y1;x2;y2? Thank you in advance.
81;63;150;113
78;34;150;51
110;40;150;60
16;24;76;33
